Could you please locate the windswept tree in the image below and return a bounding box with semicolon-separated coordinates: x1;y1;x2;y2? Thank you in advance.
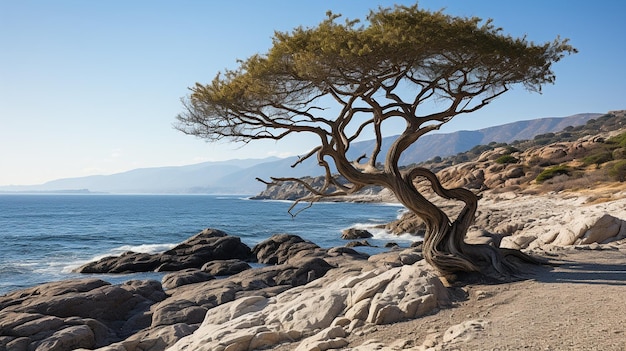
176;5;576;280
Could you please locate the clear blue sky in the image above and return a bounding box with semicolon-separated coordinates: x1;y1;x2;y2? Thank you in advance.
1;1;624;186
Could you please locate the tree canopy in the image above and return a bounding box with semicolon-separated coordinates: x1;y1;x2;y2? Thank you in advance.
176;4;576;280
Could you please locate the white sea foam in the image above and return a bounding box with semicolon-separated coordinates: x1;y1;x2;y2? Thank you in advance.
346;222;422;243
58;243;178;274
109;243;177;255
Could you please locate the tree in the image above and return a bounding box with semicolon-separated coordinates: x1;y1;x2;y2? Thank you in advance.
175;5;576;281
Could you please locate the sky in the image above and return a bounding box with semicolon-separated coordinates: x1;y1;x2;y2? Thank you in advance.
1;1;625;186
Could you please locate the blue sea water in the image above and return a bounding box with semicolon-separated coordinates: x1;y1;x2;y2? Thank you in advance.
0;194;411;295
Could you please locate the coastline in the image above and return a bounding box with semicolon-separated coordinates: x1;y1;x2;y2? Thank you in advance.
1;190;625;350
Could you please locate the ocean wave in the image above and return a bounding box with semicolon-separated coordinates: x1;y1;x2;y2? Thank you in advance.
345;222;422;242
57;243;178;274
0;262;37;275
108;243;177;255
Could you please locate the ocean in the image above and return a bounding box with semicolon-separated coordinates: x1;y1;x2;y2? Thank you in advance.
0;194;412;295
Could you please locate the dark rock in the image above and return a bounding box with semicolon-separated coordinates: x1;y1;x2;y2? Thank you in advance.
341;228;373;239
151;257;335;327
201;259;251;276
162;269;215;289
384;242;399;248
345;240;373;247
0;278;166;350
274;258;334;286
33;324;95;351
74;228;252;274
252;234;323;264
151;285;238;327
385;211;427;236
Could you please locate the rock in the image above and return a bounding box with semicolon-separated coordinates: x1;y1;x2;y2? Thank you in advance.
345;240;373;247
577;214;626;244
74;229;252;273
252;234;323;264
341;228;373;239
167;261;446;351
385;211;427;236
367;248;422;268
442;319;489;344
150;257;334;327
274;258;334;286
551;213;626;246
0;278;166;351
201;259;251;276
113;323;198;351
34;325;95;351
295;326;348;351
161;269;214;289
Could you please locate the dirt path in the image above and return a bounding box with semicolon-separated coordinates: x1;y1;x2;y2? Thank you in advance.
342;248;626;350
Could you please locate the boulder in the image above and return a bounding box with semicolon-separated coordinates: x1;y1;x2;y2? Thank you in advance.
295;326;348;351
341;228;373;240
252;234;324;264
74;229;252;273
161;269;214;289
345;240;373;248
0;279;166;351
201;259;251;276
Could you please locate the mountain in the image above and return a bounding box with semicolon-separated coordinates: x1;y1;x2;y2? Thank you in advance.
345;113;601;164
0;112;603;194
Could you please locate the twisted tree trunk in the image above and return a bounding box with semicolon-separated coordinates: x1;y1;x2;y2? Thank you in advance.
396;167;538;281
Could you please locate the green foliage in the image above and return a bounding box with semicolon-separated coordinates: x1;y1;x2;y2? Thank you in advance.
607;132;626;148
582;152;613;166
536;165;571;183
608;160;626;182
534;132;555;140
177;4;577;147
495;155;518;164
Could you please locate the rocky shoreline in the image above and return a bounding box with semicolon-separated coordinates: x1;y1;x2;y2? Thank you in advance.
1;190;625;351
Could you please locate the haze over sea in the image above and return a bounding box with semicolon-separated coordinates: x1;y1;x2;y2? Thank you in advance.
0;194;410;295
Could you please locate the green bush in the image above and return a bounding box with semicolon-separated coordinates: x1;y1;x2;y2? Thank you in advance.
582;151;613;166
536;165;571;183
495;154;518;164
607;132;626;148
608;160;626;182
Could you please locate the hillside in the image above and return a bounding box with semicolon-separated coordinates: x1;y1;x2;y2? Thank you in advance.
0;112;602;194
254;110;626;201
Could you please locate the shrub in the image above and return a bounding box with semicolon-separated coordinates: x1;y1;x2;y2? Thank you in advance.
495;154;518;164
608;160;626;182
612;148;626;160
607;132;626;148
582;151;613;166
536;165;571;183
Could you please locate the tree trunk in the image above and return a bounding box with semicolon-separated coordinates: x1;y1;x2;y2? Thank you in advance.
398;167;538;282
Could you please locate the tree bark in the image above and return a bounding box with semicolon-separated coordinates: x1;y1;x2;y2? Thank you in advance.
398;167;538;281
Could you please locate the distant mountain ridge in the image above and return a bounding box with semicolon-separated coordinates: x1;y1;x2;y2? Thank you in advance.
345;113;601;165
0;113;602;194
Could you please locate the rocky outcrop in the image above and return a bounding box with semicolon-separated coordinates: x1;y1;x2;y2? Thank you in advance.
251;176;397;202
341;228;373;239
1;233;346;351
487;195;626;250
252;233;325;264
74;228;252;273
201;259;251;276
167;261;448;351
0;279;167;351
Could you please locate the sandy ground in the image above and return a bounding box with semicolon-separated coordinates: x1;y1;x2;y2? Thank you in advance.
345;247;626;351
269;247;625;351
